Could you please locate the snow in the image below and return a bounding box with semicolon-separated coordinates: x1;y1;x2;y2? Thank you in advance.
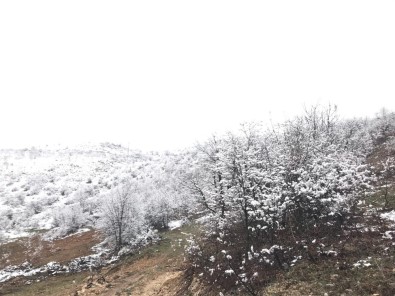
224;269;234;275
353;258;373;268
0;251;116;283
0;229;32;242
195;214;211;224
63;228;91;238
381;210;395;222
383;231;394;239
168;220;183;230
0;144;193;245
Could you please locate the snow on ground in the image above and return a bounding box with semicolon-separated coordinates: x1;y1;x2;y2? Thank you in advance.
63;228;92;238
0;252;119;283
0;144;170;243
168;220;183;230
0;229;32;243
0;263;40;283
381;210;395;222
195;214;212;224
353;257;372;268
0;236;119;284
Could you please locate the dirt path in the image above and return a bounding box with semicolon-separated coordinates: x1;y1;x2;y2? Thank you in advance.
0;224;199;296
71;225;197;296
139;271;183;295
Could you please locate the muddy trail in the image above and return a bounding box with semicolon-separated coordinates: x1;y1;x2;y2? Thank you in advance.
73;225;196;296
0;224;199;296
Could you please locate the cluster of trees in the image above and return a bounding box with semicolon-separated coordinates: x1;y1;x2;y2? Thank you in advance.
94;107;394;272
96;153;195;253
185;106;393;294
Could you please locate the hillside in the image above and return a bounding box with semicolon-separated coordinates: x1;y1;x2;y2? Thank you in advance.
1;108;395;295
0;143;191;242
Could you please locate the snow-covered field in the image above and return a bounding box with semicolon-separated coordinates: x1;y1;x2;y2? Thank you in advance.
0;143;192;243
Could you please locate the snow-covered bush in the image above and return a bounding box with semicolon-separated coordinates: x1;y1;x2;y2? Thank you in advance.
71;184;100;214
144;189;174;229
27;200;43;215
3;193;25;207
25;173;49;196
0;206;13;231
186;106;374;293
50;204;87;238
369;108;395;145
118;228;159;256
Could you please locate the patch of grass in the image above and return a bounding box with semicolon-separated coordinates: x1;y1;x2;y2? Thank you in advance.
0;272;88;296
100;223;202;295
263;217;395;296
266;255;395;296
120;223;201;264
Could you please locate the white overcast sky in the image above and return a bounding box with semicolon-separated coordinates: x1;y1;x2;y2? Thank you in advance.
1;1;395;151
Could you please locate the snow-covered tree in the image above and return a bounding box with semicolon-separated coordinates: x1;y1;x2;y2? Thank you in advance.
51;203;87;237
99;180;145;253
370;108;395;145
186;105;374;294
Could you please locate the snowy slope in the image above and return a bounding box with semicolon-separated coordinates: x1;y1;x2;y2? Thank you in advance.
0;143;190;242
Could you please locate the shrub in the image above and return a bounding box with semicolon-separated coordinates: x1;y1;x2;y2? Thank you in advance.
186;106;374;294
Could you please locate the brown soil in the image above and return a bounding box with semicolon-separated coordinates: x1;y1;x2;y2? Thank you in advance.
71;227;196;296
0;225;199;296
0;230;101;269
